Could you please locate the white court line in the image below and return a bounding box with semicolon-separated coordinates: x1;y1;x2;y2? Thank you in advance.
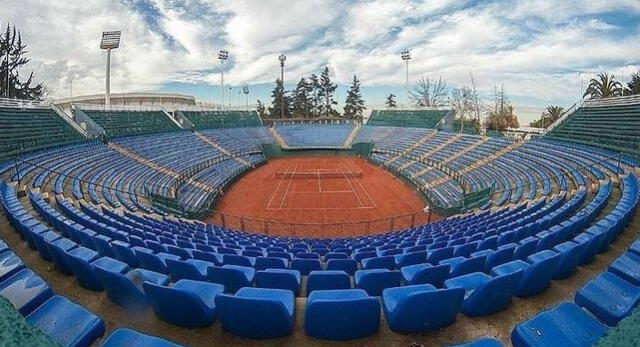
341;161;378;208
266;164;293;209
338;162;364;208
279;164;298;209
317;170;322;192
266;206;374;211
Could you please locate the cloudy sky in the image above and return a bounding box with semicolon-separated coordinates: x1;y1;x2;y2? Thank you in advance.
3;0;640;122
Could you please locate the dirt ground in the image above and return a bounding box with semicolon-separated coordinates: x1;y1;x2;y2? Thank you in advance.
1;196;638;347
208;157;441;238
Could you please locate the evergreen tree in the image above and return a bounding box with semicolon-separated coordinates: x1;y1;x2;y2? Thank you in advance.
268;79;291;118
309;73;321;117
343;75;366;122
318;67;338;117
0;24;44;100
484;86;519;131
291;77;313;118
385;93;397;108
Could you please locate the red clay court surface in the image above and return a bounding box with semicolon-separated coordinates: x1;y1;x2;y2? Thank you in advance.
206;156;440;238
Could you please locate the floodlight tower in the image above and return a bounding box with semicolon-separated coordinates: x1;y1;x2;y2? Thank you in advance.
279;54;286;118
100;31;121;106
243;85;250;110
218;50;229;109
401;49;411;105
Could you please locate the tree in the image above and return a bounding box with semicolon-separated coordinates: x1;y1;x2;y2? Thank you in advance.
291;77;313;118
255;100;267;118
409;76;448;107
484;86;519;131
267;79;291;118
343;75;366;122
308;73;321;117
318;67;338;117
624;71;640;96
450;86;475;133
530;105;564;128
583;73;623;99
385;93;397;108
0;24;44;100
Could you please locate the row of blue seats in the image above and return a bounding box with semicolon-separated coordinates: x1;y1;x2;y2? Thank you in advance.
0;183;181;346
512;172;639;346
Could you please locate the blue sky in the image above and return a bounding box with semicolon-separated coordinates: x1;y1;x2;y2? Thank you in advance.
2;0;640;123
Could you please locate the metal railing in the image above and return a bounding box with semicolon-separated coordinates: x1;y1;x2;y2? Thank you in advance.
541;102;579;136
0;97;49;109
206;209;435;238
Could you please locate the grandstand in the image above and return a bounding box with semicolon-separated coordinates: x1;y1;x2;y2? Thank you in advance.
181;110;262;130
367;109;452;128
0;95;639;347
546;95;640;158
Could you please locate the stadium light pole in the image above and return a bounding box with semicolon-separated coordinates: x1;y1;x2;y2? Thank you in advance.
401;50;411;106
279;54;286;118
243;85;250;111
218;50;229;110
100;31;121;106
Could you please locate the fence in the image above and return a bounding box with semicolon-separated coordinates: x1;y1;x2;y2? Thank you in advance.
206;210;434;238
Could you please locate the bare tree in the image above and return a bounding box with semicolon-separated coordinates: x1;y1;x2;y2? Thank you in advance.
484;85;519;131
451;87;474;129
409;76;448;107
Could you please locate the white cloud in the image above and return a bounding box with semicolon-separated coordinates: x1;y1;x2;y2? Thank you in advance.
1;0;638;120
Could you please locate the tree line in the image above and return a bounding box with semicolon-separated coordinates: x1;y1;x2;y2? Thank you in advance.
257;66;367;122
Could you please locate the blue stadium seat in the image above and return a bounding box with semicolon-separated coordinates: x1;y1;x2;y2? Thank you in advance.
254;256;288;270
101;328;182;347
362;255;396;270
552;241;587;280
0;251;26;283
46;237;77;275
395;251;427;268
26;295;105;347
445;272;522;316
440;255;485;277
206;265;255;293
575;272;640;326
355;269;401;296
216;287;295;339
511;302;607;347
326;259;358;275
165;258;213;282
0;268;53;315
491;250;561;297
144;280;224;327
254;269;301;296
94;263;169;309
307;270;351;295
609;252;640;286
382;284;464;333
400;263;450;287
304;289;380;340
135;249;180;274
290;258;322;275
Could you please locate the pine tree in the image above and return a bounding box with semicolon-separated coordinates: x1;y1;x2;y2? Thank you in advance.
0;24;44;100
291;77;313;118
268;79;291;118
309;73;321;117
343;75;366;122
318;67;338;117
385;93;397;108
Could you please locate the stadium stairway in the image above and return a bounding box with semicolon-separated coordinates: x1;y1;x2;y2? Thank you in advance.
194;132;251;166
417;134;463;162
385;130;438;165
343;123;362;148
461;140;525;174
444;137;488;164
269;126;289;149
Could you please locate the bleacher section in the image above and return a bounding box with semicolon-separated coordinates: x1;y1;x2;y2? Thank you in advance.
0;107;84;162
1;100;640;345
367;109;450;128
546;97;640;158
274;123;355;148
81;109;180;137
182;111;262;130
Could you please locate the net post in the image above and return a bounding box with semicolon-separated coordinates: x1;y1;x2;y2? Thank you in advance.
221;214;226;227
428;209;432;223
410;213;415;228
366;221;370;236
240;217;245;232
389;217;394;232
264;221;269;235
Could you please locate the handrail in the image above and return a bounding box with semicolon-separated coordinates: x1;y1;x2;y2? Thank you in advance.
50;103;90;138
583;94;640;108
541;102;579;136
